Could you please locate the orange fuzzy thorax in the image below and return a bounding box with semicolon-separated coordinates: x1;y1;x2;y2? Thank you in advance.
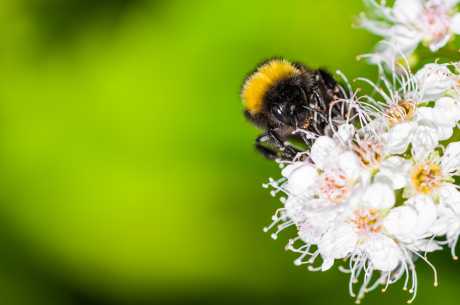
242;59;301;114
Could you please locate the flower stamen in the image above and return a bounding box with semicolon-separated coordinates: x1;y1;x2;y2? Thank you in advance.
385;100;416;126
319;170;351;204
352;208;383;234
410;162;442;194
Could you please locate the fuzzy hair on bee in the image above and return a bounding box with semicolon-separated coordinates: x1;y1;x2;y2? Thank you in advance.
241;58;346;160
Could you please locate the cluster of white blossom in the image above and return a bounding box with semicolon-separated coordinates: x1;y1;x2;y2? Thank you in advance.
359;0;460;67
263;62;460;302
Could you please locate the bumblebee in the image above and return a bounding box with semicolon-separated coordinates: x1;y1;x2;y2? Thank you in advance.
241;58;345;160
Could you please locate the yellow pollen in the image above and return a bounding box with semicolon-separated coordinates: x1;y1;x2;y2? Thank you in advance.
319;171;350;204
352;139;383;169
410;162;442;194
386;100;416;126
352;208;382;234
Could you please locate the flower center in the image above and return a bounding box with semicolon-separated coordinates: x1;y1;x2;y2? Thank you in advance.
352;139;383;169
422;3;450;44
386;100;416;126
410;161;442;194
319;170;350;204
352;208;382;234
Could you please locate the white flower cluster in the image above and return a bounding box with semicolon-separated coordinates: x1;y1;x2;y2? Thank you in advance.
359;0;460;67
263;63;460;302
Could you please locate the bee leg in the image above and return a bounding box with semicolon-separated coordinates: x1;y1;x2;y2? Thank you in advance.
255;143;279;160
255;130;299;160
255;132;279;160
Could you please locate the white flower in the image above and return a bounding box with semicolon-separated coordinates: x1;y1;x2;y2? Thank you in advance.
347;132;410;189
384;196;439;247
357;65;459;159
280;137;364;203
360;0;460;65
417;96;460;138
317;182;437;302
385;121;440;160
262;136;365;240
376;156;412;189
415;63;454;101
318;183;397;268
404;141;460;199
424;142;460;258
383;97;458;158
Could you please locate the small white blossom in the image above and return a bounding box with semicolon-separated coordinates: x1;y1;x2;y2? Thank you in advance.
358;63;460;159
359;0;460;66
403;141;460;200
264;135;366;240
415;63;454;101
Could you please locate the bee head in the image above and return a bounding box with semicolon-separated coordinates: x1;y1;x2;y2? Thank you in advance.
241;59;301;115
270;101;307;128
266;77;309;128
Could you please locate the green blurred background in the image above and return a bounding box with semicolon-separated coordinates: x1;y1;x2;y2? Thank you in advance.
0;0;458;304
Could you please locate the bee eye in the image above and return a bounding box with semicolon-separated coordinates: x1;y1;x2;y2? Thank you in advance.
274;104;285;116
272;104;288;123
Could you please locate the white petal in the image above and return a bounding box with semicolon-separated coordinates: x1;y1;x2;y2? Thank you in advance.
411;124;439;160
365;235;402;271
385;122;414;155
441;141;460;173
429;97;460;134
416;106;435;122
284;164;317;195
409;195;437;237
416;106;454;140
393;0;423;23
338;151;362;181
298;209;338;244
412;239;442;252
388;25;422;53
415;63;453;101
362;183;395;209
436;125;454;141
368;37;418;69
435;97;460;122
383;206;418;237
310;136;339;169
284;197;307;223
281;162;304;178
451;13;460;34
431;201;457;235
439;184;460;214
431;214;452;236
428;32;452;52
446;222;460;241
378;156;411;189
359;15;391;37
318;224;357;260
